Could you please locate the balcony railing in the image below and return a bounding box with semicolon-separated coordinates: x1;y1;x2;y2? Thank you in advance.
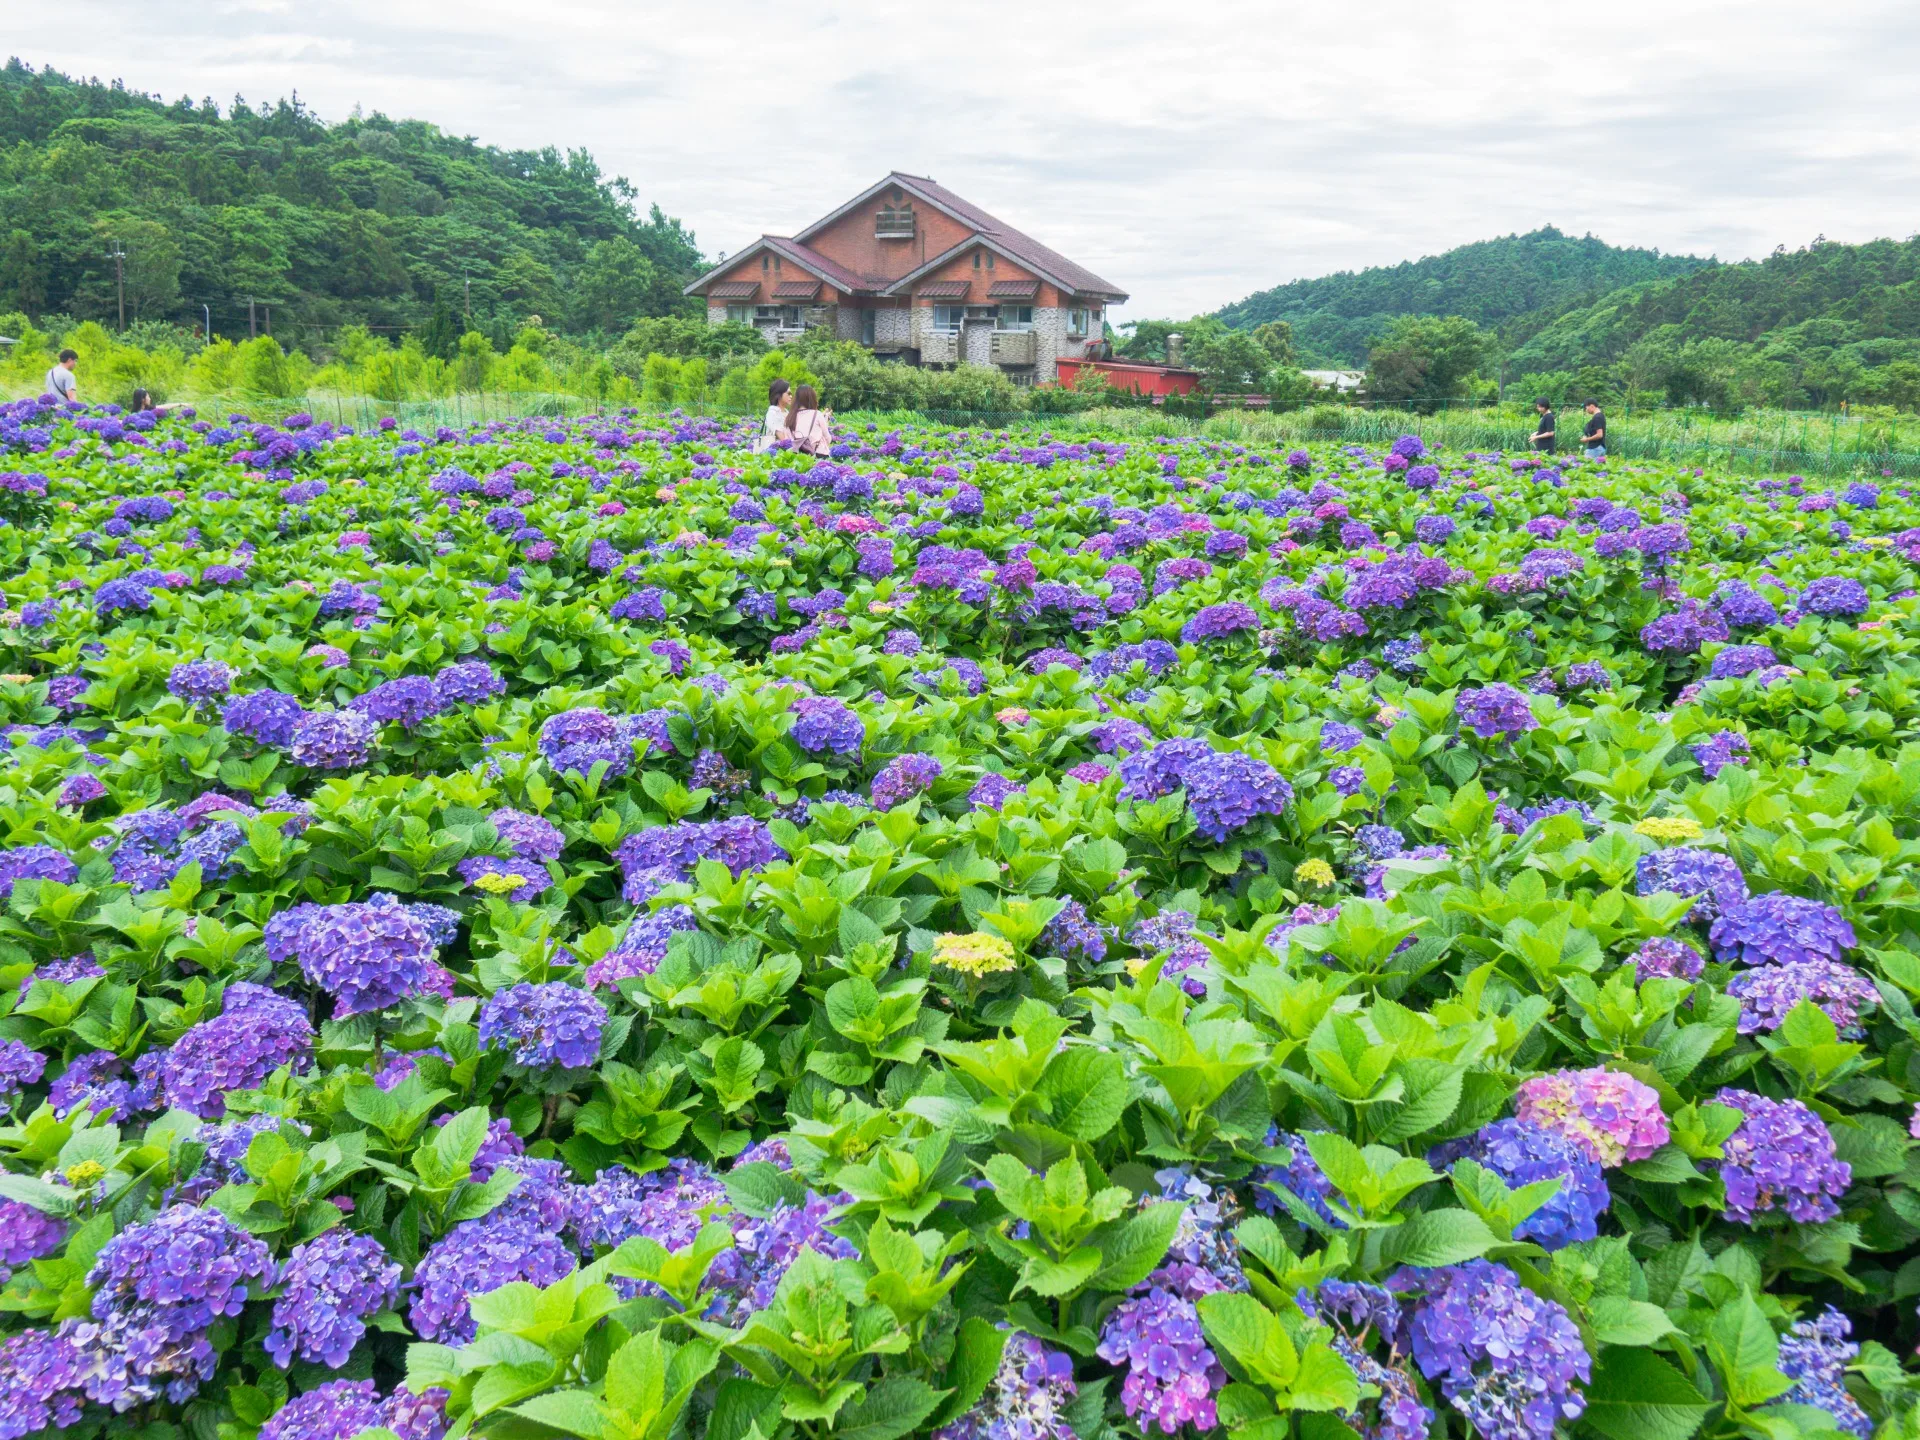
875;207;914;239
919;331;959;364
990;330;1037;366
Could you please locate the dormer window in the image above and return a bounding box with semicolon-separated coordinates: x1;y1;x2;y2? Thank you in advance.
876;203;914;239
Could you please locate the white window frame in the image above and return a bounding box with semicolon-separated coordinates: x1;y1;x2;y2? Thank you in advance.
1066;308;1088;337
998;305;1034;331
931;305;965;333
724;304;752;325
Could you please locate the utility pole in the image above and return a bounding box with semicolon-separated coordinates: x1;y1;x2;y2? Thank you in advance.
202;304;211;341
264;305;271;336
249;297;256;339
463;272;471;326
108;243;127;330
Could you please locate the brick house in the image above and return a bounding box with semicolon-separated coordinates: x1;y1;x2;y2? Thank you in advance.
683;173;1128;385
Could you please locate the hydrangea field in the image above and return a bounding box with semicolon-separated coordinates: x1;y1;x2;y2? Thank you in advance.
0;395;1917;1440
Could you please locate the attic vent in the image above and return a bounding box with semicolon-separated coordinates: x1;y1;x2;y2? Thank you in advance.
876;204;914;239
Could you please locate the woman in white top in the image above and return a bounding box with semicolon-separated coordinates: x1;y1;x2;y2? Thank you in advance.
754;379;791;452
785;383;831;456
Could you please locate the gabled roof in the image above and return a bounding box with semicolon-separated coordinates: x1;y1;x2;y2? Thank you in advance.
683;235;876;298
798;172;1128;302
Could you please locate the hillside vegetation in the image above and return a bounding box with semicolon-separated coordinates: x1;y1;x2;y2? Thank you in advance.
1214;227;1709;367
0;58;703;348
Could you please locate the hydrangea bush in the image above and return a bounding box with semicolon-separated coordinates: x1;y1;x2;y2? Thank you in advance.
0;398;1912;1440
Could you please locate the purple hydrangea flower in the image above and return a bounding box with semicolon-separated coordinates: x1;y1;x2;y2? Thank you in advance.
538;708;633;779
409;1217;576;1344
934;1331;1078;1440
81;1204;274;1404
790;696;863;756
1715;1088;1850;1224
351;676;446;730
136;985;313;1119
1631;936;1705;983
1691;730;1751;778
1455;684;1537;740
477;983;607;1070
1431;1119;1609;1250
1513;1067;1668;1167
1800;576;1869;616
1634;846;1748;922
1180;602;1259;643
289;710;380;770
0;846;77;895
585;906;699;989
1389;1260;1588;1440
436;661;506;704
265;1230;402;1369
870;753;942;809
265;894;453;1017
166;660;233;706
1727;960;1878;1035
1769;1309;1871;1438
221;690;305;747
1708;891;1855;966
1096;1287;1226;1435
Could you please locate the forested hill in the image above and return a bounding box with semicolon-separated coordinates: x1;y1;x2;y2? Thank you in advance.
0;59;704;346
1505;235;1920;376
1215;228;1711;367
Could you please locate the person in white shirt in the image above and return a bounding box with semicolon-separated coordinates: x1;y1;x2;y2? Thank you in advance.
44;349;78;404
754;378;791;452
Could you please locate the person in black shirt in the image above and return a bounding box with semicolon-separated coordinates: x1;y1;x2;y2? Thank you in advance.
1529;399;1555;452
1581;400;1607;458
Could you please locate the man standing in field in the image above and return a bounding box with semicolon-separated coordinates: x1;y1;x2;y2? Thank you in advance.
1581;399;1607;459
1530;398;1556;452
44;349;78;404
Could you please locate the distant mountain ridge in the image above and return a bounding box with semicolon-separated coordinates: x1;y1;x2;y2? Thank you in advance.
1215;227;1713;367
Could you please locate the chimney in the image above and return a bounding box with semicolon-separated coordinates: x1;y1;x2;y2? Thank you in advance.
1165;333;1184;367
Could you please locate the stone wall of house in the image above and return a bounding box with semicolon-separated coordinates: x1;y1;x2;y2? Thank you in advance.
1032;307;1066;384
875;307;913;349
706;304;729;327
963;323;994;366
836;306;863;340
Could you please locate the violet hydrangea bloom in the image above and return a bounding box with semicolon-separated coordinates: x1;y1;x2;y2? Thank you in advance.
289;709;380;770
135;985;313;1119
477;983;607;1071
1389;1260;1588;1440
0;845;77;896
410;1217;577;1343
1714;1088;1850;1223
1431;1119;1608;1251
1640;601;1729;655
870;753;942;809
1727;960;1878;1036
1513;1067;1667;1167
790;696;864;757
586;906;699;989
1096;1286;1227;1435
265;1229;402;1369
1455;683;1537;740
933;1331;1078;1440
537;708;632;779
351;675;446;730
1635;846;1748;923
1800;576;1869;617
707;1189;858;1322
0;1199;65;1283
0;1041;46;1107
1691;730;1751;778
578;1159;731;1262
81;1205;274;1405
166;660;232;706
222;690;305;747
1254;1128;1344;1228
490;807;565;862
1708;891;1856;967
1631;935;1706;983
615;817;783;903
1180;602;1259;643
265;894;454;1018
1178;750;1293;841
1767;1308;1871;1438
435;661;506;705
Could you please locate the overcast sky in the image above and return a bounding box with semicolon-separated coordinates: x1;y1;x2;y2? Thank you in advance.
13;0;1920;319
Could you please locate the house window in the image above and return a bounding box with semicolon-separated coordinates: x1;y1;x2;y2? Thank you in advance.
725;305;752;325
761;255;769;272
998;305;1034;331
1067;308;1088;337
986;252;995;271
861;308;877;345
965;306;997;323
932;305;964;333
755;305;802;328
972;252;981;270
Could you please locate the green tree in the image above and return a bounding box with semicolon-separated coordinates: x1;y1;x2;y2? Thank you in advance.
1251;320;1295;368
572;239;658;335
1365;315;1489;408
418;293;458;361
0;230;45;317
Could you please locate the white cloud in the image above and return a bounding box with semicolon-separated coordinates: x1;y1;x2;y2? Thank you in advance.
14;0;1920;317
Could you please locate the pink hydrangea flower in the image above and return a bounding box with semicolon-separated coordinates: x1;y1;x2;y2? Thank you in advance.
1515;1066;1668;1168
597;501;627;517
